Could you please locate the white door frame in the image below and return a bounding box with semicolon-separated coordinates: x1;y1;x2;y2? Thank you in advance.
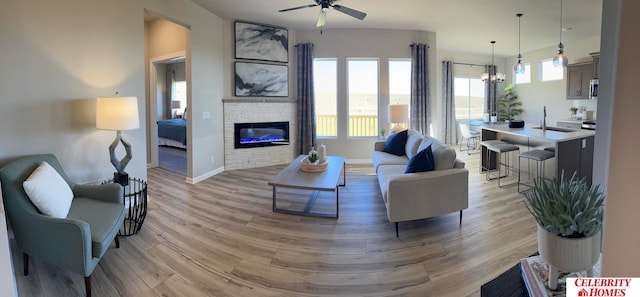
148;51;187;169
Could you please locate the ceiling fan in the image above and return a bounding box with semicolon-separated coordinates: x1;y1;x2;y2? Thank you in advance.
279;0;367;27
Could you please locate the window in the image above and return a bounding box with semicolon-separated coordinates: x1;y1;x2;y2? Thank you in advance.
454;77;486;122
389;59;411;131
172;81;187;117
540;59;564;81
313;59;338;137
514;63;531;84
348;59;379;137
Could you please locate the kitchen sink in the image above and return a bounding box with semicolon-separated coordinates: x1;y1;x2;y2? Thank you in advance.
532;126;578;133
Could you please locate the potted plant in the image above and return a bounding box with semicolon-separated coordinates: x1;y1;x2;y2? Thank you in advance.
570;107;579;119
497;84;524;125
524;172;605;290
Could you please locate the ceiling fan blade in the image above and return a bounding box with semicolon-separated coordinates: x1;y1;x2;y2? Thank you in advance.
279;4;318;12
332;4;367;20
316;10;327;27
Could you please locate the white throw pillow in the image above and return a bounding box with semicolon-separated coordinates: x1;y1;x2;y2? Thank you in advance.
23;161;74;218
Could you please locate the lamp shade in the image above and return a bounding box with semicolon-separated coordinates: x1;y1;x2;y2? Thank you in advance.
389;104;409;123
96;97;140;131
171;100;181;109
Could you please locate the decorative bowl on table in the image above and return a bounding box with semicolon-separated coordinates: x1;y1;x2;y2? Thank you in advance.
300;157;328;173
508;120;525;128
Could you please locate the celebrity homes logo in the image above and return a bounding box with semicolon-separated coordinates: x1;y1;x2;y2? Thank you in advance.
567;278;640;296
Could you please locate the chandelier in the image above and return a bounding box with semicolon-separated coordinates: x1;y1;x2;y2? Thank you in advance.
481;41;505;83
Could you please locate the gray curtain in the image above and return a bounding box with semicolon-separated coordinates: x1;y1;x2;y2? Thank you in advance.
410;43;431;135
484;65;498;116
165;69;174;119
442;61;457;145
296;43;316;155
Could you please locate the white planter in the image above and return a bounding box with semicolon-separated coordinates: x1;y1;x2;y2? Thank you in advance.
537;225;601;289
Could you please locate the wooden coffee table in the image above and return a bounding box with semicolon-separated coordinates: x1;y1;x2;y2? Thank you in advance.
269;155;346;218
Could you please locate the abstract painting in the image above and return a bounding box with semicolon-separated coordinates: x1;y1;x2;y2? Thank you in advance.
235;21;288;63
235;62;288;97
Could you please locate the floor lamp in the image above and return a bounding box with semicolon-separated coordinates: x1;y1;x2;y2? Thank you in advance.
96;96;140;186
389;104;409;133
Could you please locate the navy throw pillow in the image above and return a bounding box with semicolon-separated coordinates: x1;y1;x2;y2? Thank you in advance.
405;145;435;173
383;130;408;156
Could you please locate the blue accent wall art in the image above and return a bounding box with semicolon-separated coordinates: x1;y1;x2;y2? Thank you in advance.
235;21;288;63
235;62;288;97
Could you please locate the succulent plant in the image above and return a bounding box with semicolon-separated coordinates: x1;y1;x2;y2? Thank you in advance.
524;171;605;238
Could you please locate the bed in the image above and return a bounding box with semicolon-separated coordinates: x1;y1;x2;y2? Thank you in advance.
157;118;187;149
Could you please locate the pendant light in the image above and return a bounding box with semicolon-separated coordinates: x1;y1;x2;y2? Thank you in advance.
482;41;505;83
513;13;525;74
553;0;568;67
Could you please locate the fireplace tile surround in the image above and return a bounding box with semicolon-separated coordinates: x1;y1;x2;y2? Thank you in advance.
223;99;297;170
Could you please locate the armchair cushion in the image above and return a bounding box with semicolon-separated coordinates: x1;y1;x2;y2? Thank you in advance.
22;161;73;218
67;198;125;258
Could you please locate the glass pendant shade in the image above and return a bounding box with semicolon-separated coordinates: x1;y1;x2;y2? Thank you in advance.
513;13;525;74
553;43;568;67
553;0;568;67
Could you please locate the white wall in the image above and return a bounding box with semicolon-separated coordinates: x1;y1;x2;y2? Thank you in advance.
505;36;600;126
599;0;640;276
0;184;17;297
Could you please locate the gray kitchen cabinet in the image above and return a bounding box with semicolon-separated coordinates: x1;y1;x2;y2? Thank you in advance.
566;62;594;99
556;136;594;185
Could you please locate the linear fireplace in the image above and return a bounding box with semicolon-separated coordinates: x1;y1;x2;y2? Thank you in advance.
234;121;290;149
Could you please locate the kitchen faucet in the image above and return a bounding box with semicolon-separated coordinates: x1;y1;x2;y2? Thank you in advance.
543;106;547;132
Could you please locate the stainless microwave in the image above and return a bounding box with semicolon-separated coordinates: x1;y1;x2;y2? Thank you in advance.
589;79;598;100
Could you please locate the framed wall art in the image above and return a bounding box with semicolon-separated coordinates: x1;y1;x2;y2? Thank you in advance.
235;21;288;63
235;62;288;97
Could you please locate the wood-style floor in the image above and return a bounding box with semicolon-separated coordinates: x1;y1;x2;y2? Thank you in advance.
10;150;538;297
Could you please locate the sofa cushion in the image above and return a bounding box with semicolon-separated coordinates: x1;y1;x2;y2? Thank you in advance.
383;130;408;156
22;161;74;218
418;136;457;170
405;145;435;173
405;129;423;159
372;151;408;170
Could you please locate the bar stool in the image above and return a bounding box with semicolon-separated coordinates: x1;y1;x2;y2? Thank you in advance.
459;124;480;154
480;140;506;174
484;143;520;188
518;149;556;193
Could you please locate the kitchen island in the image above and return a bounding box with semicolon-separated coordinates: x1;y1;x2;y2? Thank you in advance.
481;124;595;185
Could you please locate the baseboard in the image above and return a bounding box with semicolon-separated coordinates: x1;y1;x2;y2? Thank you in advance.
187;166;225;184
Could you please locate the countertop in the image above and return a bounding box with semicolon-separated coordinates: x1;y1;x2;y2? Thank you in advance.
482;123;595;142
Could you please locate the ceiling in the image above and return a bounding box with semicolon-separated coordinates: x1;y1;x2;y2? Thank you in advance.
190;0;602;57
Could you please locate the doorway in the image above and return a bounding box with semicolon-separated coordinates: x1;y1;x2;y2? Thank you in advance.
144;11;190;178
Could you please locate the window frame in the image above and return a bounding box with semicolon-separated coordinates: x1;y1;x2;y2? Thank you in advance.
313;58;339;139
539;59;564;82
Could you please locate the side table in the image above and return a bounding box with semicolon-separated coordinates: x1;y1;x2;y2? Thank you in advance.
103;177;148;236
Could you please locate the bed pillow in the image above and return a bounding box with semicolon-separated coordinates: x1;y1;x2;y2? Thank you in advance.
383;130;408;156
405;145;435;173
22;161;74;218
182;107;188;120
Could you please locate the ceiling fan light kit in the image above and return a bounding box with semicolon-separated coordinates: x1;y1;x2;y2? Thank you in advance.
279;0;367;27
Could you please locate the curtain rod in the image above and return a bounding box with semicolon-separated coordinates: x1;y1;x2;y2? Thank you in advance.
449;62;486;67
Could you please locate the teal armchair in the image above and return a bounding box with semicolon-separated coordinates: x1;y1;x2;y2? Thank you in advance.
0;154;125;297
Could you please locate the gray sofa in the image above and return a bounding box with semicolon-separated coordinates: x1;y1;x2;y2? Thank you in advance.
372;129;469;236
